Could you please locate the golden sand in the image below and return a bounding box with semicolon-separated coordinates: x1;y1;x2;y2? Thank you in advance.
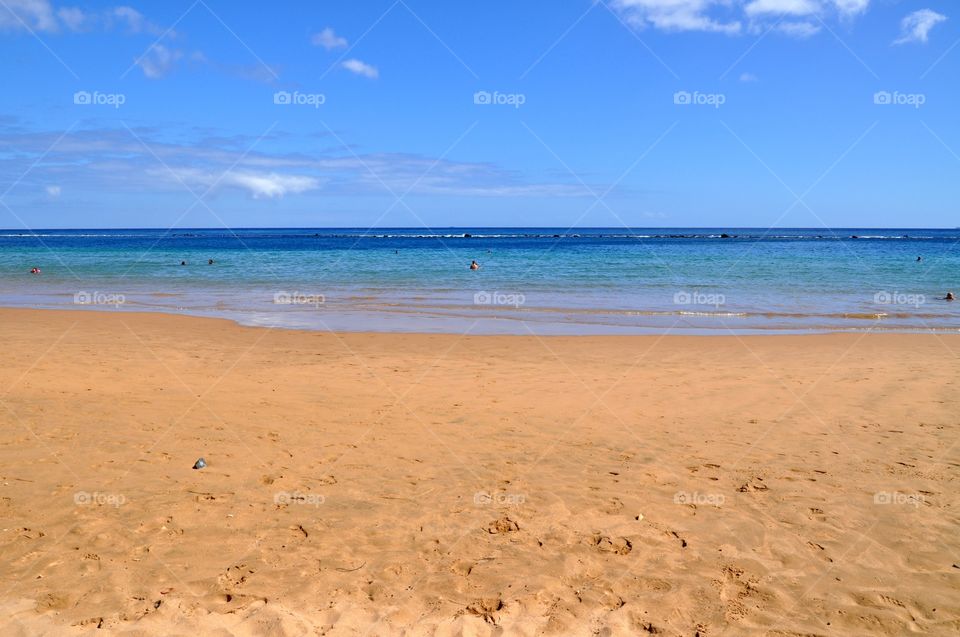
0;309;958;635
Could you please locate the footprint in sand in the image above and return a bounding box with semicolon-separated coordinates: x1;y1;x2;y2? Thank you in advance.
603;497;624;514
737;478;769;492
218;563;254;589
588;534;632;555
486;516;519;534
464;598;504;625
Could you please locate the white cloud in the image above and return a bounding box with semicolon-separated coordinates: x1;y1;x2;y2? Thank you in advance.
221;171;321;198
342;58;379;79
111;5;166;35
0;2;169;35
832;0;870;17
0;127;605;200
775;20;820;37
56;7;88;31
611;0;741;34
136;44;182;79
312;27;347;50
112;6;144;30
0;0;58;32
739;72;759;82
171;168;322;199
894;9;947;45
612;0;871;35
745;0;819;17
45;185;61;198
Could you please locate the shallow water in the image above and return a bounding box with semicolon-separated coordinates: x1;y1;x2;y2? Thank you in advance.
1;227;958;334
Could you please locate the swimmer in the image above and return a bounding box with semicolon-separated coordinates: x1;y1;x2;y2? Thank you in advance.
917;256;922;262
469;260;480;270
180;261;187;266
208;258;214;265
947;292;956;302
29;267;40;274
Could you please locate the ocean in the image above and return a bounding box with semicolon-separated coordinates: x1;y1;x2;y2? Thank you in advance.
1;228;958;334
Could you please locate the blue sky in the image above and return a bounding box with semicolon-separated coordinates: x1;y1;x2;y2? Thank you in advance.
0;0;957;228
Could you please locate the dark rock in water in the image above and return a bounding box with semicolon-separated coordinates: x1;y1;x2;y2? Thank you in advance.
720;233;731;238
463;233;472;238
553;234;560;238
193;458;206;470
850;235;859;239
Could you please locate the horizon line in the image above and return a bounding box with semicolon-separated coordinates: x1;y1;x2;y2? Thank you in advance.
1;226;958;232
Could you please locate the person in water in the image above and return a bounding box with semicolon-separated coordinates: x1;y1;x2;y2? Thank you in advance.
180;261;187;266
947;292;956;301
470;260;480;270
29;267;40;274
917;256;923;262
208;259;214;265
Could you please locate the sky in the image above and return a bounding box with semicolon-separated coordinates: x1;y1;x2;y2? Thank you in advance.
0;0;957;229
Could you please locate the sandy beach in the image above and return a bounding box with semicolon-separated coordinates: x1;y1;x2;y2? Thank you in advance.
0;308;957;635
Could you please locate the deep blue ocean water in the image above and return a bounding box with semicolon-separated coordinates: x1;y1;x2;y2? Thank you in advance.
1;228;958;334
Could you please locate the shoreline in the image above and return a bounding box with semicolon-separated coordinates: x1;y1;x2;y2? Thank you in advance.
3;304;960;337
1;308;958;635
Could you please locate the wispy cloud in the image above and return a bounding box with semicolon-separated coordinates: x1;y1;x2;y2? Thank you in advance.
744;0;820;18
111;5;168;36
611;0;741;35
311;27;347;50
773;20;820;37
0;0;60;31
0;1;169;35
341;58;378;79
136;43;183;79
0;126;598;201
610;0;871;36
739;72;759;82
170;168;323;199
56;6;88;31
894;9;947;45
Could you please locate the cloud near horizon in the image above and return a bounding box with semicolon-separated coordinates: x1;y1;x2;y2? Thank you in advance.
0;125;598;202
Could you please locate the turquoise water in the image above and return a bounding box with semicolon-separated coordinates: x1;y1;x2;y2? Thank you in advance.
1;228;958;334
